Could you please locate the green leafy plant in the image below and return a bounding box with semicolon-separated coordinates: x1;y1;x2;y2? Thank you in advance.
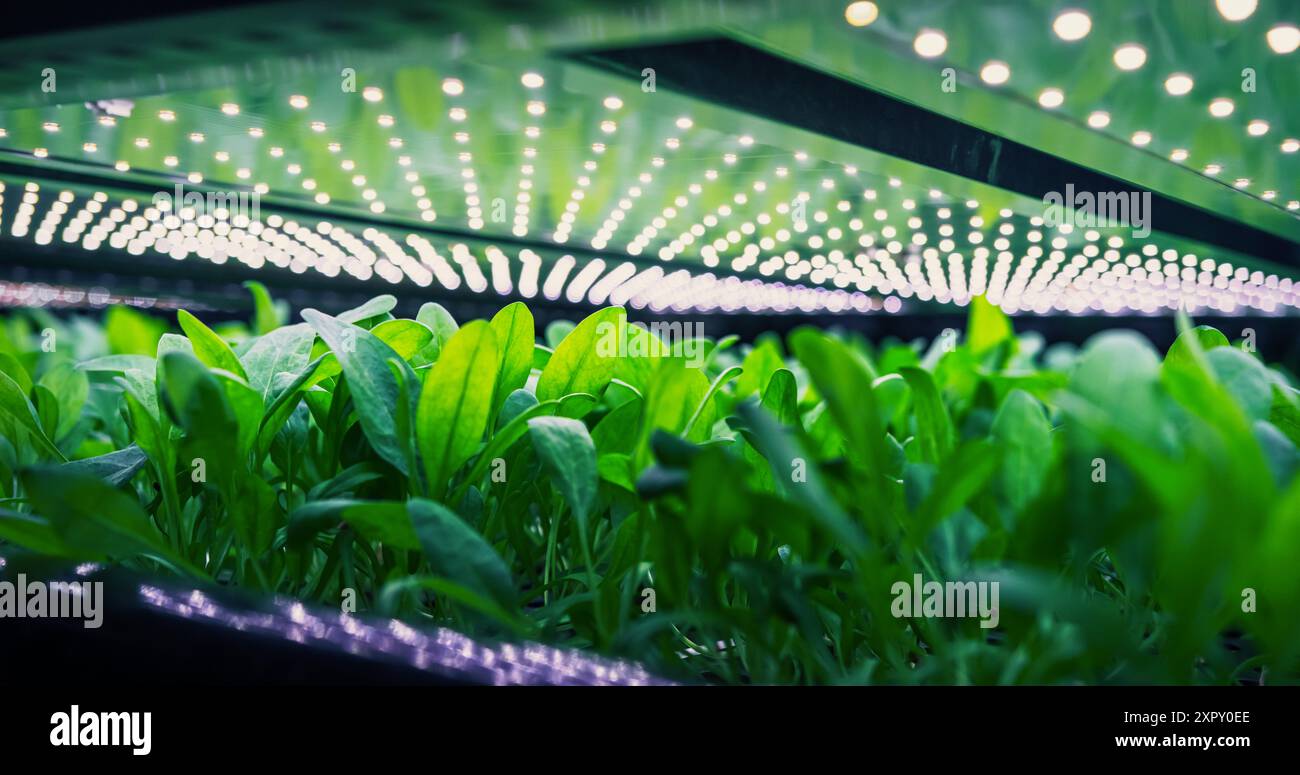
1;288;1297;685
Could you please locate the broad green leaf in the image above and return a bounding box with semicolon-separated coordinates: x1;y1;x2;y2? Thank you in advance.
683;447;761;564
879;341;922;374
21;466;191;570
1269;385;1300;447
490;302;535;409
240;322;315;401
1163;324;1228;378
78;354;156;378
160;352;241;477
1255;420;1298;486
872;373;910;432
287;499;415;550
371;318;434;360
532;343;553;371
302;308;414;476
62;445;148;487
244;280;281;334
1205;347;1272;422
592;395;643;455
760;368;798;425
900;366;955;463
912;439;1001;534
0;352;32;395
1254;477;1300;661
682;364;739;439
735;336;785;399
734;401;869;556
990;389;1053;514
528;416;598;526
967;295;1013;355
498;388;539;428
409;498;514;609
544;319;575;349
1054;391;1188;515
157;332;194;360
417;321;499;495
639;359;712;463
1159;320;1270;463
673;337;713;365
256;354;326;462
537;307;625;413
105;306;166;355
614;322;668;391
789;327;888;489
307;463;386;501
454;398;561;501
0;507;68;556
1071;331;1168;447
597;453;637;491
389;356;419;482
37;361;88;439
338;295;397;325
230;472;277;555
417;301;458;354
33;384;59;442
178;309;248;381
117;369;164;463
212;368;264;461
0;369;65;460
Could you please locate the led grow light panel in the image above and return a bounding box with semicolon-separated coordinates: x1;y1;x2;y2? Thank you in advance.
5;174;1297;316
731;0;1300;235
0;0;1297;317
0;176;878;316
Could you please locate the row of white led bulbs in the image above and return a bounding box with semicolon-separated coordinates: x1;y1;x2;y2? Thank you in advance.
16;178;1283;305
11;180;1291;315
847;1;1299;207
7;182;876;315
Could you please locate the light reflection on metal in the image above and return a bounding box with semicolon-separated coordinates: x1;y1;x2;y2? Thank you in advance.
138;585;673;686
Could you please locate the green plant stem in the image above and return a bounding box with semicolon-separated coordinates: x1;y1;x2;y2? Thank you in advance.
543;506;561;607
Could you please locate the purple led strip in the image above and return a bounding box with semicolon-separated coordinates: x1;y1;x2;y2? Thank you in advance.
137;585;675;686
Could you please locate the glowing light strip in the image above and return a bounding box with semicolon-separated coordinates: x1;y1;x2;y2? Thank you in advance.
564;258;606;303
137;584;671;686
542;255;576;301
586;261;637;305
517;249;542;299
487;246;513;295
4;179;1295;317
